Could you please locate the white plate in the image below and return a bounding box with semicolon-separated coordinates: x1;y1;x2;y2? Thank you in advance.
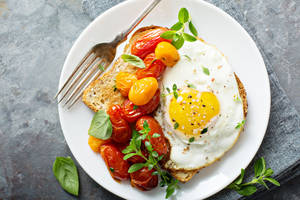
58;0;270;199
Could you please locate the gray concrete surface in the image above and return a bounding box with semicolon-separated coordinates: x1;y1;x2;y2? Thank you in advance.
0;0;299;199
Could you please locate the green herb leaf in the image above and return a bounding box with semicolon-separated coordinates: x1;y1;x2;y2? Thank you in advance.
189;137;195;143
145;141;153;152
166;87;171;93
158;155;164;161
160;31;176;39
235;120;245;129
121;54;145;68
236;185;257;196
123;153;137;160
133;105;138;110
172;34;185;49
201;128;208;134
152;151;159;158
235;169;245;185
165;179;179;199
98;64;105;71
264;168;274;177
183;55;192;62
258;179;269;189
182;33;197;42
152;133;161;138
264;178;280;186
109;167;114;172
53;157;79;196
202;66;210;75
187;83;196;89
254;157;265;177
113;85;117;92
189;21;198;36
88;110;112;140
171;22;183;31
128;163;145;173
172;84;177;91
178;8;189;23
152;171;159;176
174;122;179;129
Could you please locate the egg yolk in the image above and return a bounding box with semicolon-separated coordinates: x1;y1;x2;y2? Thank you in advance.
169;88;220;136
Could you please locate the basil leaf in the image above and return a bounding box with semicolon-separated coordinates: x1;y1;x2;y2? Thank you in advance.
264;178;280;186
189;21;198;36
236;185;257;196
121;54;145;68
152;133;161;138
53;157;79;196
171;22;183;31
123;153;137;160
178;8;189;23
254;157;265;177
172;34;184;49
235;168;245;185
160;31;176;39
183;33;197;42
172;84;177;91
202;66;210;75
88;110;112;140
128;163;145;173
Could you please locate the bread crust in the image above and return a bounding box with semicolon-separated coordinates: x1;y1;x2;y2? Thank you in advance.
82;26;248;183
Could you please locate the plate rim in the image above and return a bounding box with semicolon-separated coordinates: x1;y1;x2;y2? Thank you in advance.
58;0;271;199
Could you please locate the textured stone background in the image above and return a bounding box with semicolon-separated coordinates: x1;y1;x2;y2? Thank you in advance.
0;0;299;199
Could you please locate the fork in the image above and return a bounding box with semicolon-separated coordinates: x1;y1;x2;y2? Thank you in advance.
54;0;162;109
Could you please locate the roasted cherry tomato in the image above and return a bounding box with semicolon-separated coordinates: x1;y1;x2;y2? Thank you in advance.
107;105;132;144
130;167;158;191
116;72;137;97
136;53;166;79
100;144;130;181
88;136;111;153
129;77;158;106
131;27;171;59
155;41;180;67
121;99;144;123
121;90;160;123
136;116;169;156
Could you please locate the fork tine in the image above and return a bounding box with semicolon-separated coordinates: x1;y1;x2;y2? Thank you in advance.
63;59;106;107
54;49;93;100
57;54;97;103
66;61;109;109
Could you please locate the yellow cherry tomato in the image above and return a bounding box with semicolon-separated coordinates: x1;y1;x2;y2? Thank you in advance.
116;72;137;97
128;77;158;106
155;41;180;67
88;136;110;153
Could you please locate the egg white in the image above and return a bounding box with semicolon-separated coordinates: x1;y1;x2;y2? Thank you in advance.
155;40;245;170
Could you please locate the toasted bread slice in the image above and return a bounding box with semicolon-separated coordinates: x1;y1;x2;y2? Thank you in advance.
82;26;161;112
82;26;248;183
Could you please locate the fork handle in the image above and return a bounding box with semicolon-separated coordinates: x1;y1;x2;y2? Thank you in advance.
112;0;162;46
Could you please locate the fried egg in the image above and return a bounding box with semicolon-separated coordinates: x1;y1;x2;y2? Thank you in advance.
155;39;245;170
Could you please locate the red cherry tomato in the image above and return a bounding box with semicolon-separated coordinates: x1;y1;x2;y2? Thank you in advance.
107;105;132;144
131;28;171;59
130;167;158;191
136;116;169;156
121;90;160;123
100;144;130;181
136;53;166;79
